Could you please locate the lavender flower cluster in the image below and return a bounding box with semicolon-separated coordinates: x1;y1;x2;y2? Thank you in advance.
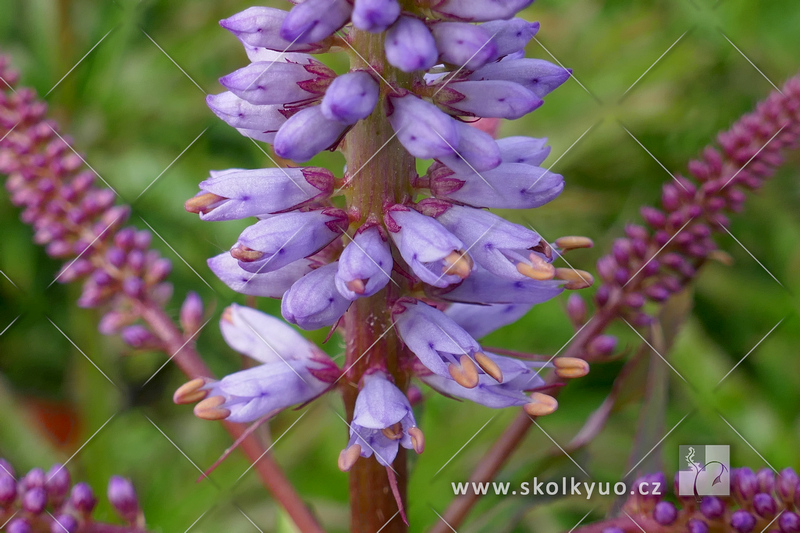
181;0;594;472
0;458;142;533
612;468;800;533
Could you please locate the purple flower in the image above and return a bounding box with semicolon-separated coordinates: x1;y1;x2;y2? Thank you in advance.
321;71;380;124
435;80;542;119
281;261;352;330
385;16;438;73
384;204;470;288
185;305;337;422
430;0;535;22
352;0;401;32
480;18;539;58
338;371;423;471
387;93;460;159
335;225;393;300
437;120;502;174
428;265;563;305
279;0;352;44
208;253;313;298
431;22;498;70
206;92;286;142
273;106;349;162
220;7;332;53
498;136;551;165
429;161;564;209
469;58;571;99
186;167;334;221
445;302;533;339
219;58;334;106
231;207;348;274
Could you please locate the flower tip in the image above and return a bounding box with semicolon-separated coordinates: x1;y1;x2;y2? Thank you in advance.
523;392;558;417
554;236;594;250
338;444;362;472
474;352;503;383
173;378;209;405
408;427;425;454
193;396;231;421
448;355;479;388
555;268;594;290
553;357;589;379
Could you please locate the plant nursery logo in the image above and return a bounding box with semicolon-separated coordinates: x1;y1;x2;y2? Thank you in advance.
678;445;730;497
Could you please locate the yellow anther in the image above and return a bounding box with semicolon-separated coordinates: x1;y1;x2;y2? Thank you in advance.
193;396;231;421
173;378;209;405
523;392;559;417
474;352;503;383
553;357;590;379
554;236;594;250
554;268;594;290
184;192;225;214
442;250;474;279
517;253;556;281
448;354;479;389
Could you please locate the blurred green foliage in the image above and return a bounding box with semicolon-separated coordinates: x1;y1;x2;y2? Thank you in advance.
1;0;799;532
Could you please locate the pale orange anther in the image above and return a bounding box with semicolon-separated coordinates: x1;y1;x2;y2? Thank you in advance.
554;236;594;251
408;427;425;454
230;245;264;262
523;392;559;417
448;355;479;389
381;423;403;441
221;306;234;323
337;444;362;472
193;396;230;421
474;352;503;383
346;279;367;295
554;268;594;290
517;253;556;281
184;192;225;214
442;250;474;279
173;378;209;405
553;357;590;379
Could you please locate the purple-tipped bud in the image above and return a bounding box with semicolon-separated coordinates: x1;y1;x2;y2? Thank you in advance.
586;335;617;357
281;262;351;330
69;482;97;514
430;0;534;22
387;93;460;160
189;167;334;221
777;468;799;503
753;492;777;518
756;468;775;493
206;92;287;141
321;71;380;124
779;512;800;533
0;458;15;479
22;486;47;514
50;514;78;533
687;519;710;533
436;80;541;119
180;292;204;336
121;325;160;349
122;277;145;299
653;501;677;525
566;294;587;325
437;120;502;174
497;136;551;166
220;7;331;53
384;205;467;288
470;58;571;99
601;529;624;533
335;226;393;300
385;16;438;72
108;476;140;523
7;518;32;533
280;0;351;44
480;18;539;57
45;464;71;504
700;496;725;519
352;0;401;32
431;22;498;70
733;467;758;501
273;106;348;162
208;253;313;298
731;510;757;533
219;59;333;106
0;475;17;505
23;468;46;489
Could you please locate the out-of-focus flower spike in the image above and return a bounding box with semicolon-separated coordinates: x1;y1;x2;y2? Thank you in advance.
469;58;572;99
497;136;551;166
437;120;502;174
430;22;498;70
480;18;539;58
429;0;535;22
335;225;393;300
280;0;352;44
219;60;335;106
320;71;380;124
445;302;533;339
282;261;352;330
385;16;438;73
387;92;460;159
220;7;333;53
352;0;401;32
206;92;286;139
208;253;313;298
273;106;349;162
435;80;542;119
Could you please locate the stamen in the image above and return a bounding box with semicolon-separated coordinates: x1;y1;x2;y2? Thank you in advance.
193;396;231;421
230;244;264;262
408;427;425;454
346;278;367;295
448;354;479;389
553;357;590;379
173;378;209;404
554;236;594;250
337;444;362;472
221;306;234;323
516;253;556;280
442;250;473;279
184;192;225;214
474;351;503;383
381;423;403;441
523;392;559;417
554;268;594;290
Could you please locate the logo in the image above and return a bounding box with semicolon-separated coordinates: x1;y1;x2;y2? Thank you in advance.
678;445;730;496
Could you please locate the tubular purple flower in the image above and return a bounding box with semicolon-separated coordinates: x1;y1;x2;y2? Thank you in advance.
445;302;533;339
384;204;470;288
335;226;393;300
498;136;551;165
429;0;535;22
437;120;502;174
385;16;438;73
273;106;349;162
469;58;572;99
428;266;564;305
430;22;498;70
219;59;334;106
435;80;542;119
231;207;349;274
429;162;564;209
352;0;401;32
321;71;380;124
208;253;313;298
186;167;334;221
338;371;422;470
480;18;539;57
387;92;460;159
279;0;352;44
281;262;352;330
206;92;286;139
220;7;332;53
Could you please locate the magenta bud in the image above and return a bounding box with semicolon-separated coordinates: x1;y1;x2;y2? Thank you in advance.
114;227;136;249
756;468;775;494
7;518;32;533
587;335;617;357
777;468;799;503
145;257;172;283
0;458;16;479
23;468;46;489
644;284;671;302
700;496;725;519
108;476;140;523
45;464;71;503
69;482;97;514
641;260;660;277
687;519;710;533
0;475;17;505
22;486;47;514
731;510;756;533
50;514;78;533
566;294;587;325
641;206;666;228
624;293;645;309
106;247;127;268
121;325;160;350
653;501;677;525
122;277;145;299
779;512;800;533
753;492;777;518
594;286;610;306
180;292;204;337
601;528;624;533
133;230;151;250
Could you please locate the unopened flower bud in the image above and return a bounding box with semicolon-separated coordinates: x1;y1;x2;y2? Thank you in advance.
108;476;140;523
